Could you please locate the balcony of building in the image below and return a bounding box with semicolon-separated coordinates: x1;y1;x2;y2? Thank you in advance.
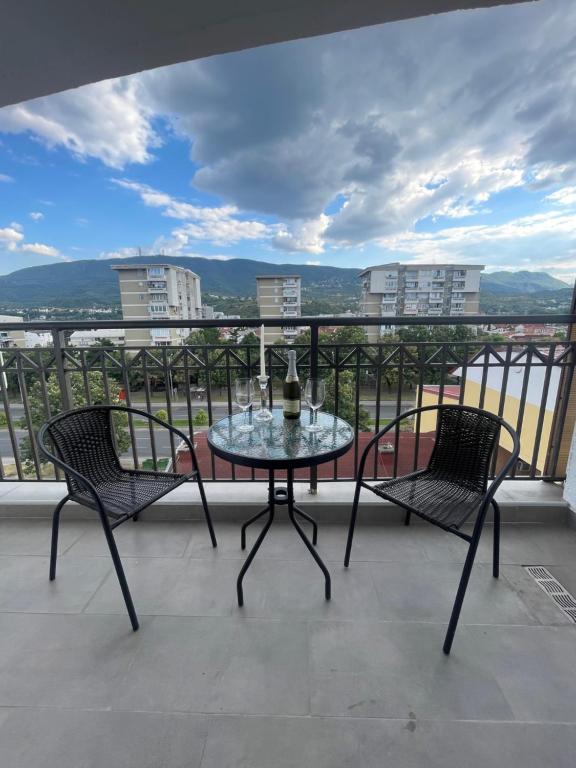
0;313;572;765
1;0;573;764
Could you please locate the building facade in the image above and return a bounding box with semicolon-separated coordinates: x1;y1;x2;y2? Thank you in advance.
0;315;25;348
256;275;301;344
359;263;484;341
112;264;202;347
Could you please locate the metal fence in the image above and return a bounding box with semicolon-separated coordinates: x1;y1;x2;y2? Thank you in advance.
0;314;573;485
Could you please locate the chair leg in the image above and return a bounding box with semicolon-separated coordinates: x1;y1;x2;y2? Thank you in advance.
404;510;411;526
344;480;362;567
100;515;139;631
49;495;70;581
443;535;481;655
491;498;500;579
197;474;217;548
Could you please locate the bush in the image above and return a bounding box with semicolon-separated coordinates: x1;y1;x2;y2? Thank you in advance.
154;409;168;423
193;409;209;427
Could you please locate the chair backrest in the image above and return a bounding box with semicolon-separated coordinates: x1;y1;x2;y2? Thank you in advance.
44;408;121;495
427;406;502;493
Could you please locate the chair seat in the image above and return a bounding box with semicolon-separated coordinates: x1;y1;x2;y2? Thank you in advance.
71;469;193;519
371;470;485;530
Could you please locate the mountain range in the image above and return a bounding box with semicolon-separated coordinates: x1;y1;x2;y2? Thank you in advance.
0;256;570;309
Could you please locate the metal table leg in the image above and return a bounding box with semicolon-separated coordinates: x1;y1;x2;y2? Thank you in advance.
286;468;331;600
237;470;275;606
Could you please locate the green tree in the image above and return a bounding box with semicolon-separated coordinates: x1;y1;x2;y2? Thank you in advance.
19;372;131;471
323;370;371;431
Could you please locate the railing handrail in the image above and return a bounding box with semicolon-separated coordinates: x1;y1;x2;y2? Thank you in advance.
0;314;575;332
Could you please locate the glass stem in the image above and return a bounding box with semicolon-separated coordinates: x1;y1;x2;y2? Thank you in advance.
314;407;318;428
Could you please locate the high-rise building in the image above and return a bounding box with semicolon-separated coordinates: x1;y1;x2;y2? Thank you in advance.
0;315;25;348
256;275;301;345
112;263;202;347
359;263;483;341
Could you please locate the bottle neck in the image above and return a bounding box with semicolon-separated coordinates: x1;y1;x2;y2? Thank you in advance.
286;351;298;381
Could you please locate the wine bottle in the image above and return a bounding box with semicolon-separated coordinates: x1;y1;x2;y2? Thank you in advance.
283;350;301;420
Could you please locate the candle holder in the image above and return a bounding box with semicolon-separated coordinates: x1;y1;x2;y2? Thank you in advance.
254;375;274;422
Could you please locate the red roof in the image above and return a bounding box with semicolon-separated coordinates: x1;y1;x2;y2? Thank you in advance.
176;430;436;481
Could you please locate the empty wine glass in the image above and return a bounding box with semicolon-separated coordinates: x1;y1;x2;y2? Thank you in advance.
235;378;254;432
305;378;325;432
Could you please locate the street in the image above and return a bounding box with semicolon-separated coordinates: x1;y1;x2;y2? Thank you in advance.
1;399;415;460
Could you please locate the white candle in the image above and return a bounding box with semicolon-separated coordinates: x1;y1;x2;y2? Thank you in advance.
260;325;266;378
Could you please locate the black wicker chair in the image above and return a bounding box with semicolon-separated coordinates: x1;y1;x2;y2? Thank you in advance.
37;405;217;631
344;404;520;654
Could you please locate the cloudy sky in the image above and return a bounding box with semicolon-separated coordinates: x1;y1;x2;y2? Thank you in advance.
1;0;575;281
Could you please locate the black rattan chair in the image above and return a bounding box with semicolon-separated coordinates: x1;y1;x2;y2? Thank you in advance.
344;404;520;654
37;405;217;631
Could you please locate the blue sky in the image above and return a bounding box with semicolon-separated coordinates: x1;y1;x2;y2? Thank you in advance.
1;0;575;283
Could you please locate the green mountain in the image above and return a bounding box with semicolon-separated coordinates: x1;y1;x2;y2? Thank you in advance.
0;256;360;308
481;270;569;295
0;258;571;313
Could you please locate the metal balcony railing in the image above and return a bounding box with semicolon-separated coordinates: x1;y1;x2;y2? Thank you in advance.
0;314;573;490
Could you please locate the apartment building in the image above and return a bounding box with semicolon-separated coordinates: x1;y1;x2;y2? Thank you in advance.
0;315;25;348
359;263;483;341
112;264;202;347
256;275;301;344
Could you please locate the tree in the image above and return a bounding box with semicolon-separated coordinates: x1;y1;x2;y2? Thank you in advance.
19;372;131;471
323;370;371;431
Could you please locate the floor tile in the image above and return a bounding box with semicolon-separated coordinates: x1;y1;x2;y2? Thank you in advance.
112;615;310;715
86;557;238;617
0;518;86;556
0;708;207;768
238;559;380;620
0;555;111;613
308;620;514;720
368;561;538;625
467;624;576;722
200;715;576;768
0;613;141;708
67;520;196;558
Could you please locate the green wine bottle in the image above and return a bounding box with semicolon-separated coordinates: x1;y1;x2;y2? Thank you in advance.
283;350;301;420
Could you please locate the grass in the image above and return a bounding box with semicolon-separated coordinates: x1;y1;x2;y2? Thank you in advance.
141;458;170;471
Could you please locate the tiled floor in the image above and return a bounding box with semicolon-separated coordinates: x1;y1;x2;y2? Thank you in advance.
0;515;576;766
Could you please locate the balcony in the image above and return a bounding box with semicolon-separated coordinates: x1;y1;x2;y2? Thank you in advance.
0;314;575;766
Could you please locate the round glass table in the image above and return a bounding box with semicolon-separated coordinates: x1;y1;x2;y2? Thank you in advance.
207;408;354;606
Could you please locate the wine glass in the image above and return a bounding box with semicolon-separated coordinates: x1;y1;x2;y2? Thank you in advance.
235;378;254;432
305;378;325;432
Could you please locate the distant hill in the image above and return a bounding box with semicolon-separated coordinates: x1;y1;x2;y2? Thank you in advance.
0;256;360;308
481;270;569;295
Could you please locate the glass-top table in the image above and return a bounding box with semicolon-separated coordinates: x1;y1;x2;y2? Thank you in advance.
207;408;354;606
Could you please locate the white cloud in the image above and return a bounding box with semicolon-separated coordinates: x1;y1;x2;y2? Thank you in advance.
273;215;330;254
1;0;576;263
546;186;576;206
0;79;158;168
0;226;24;250
0;174;12;183
113;178;272;247
20;242;61;257
305;260;322;266
28;211;44;221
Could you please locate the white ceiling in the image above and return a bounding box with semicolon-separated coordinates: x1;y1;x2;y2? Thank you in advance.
0;0;533;107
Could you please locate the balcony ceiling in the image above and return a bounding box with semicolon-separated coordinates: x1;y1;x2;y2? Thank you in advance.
1;0;533;108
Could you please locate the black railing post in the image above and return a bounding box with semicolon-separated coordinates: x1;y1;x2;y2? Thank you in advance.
52;329;73;411
309;323;319;494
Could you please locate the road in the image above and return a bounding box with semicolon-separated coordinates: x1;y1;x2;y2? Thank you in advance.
1;399;415;459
